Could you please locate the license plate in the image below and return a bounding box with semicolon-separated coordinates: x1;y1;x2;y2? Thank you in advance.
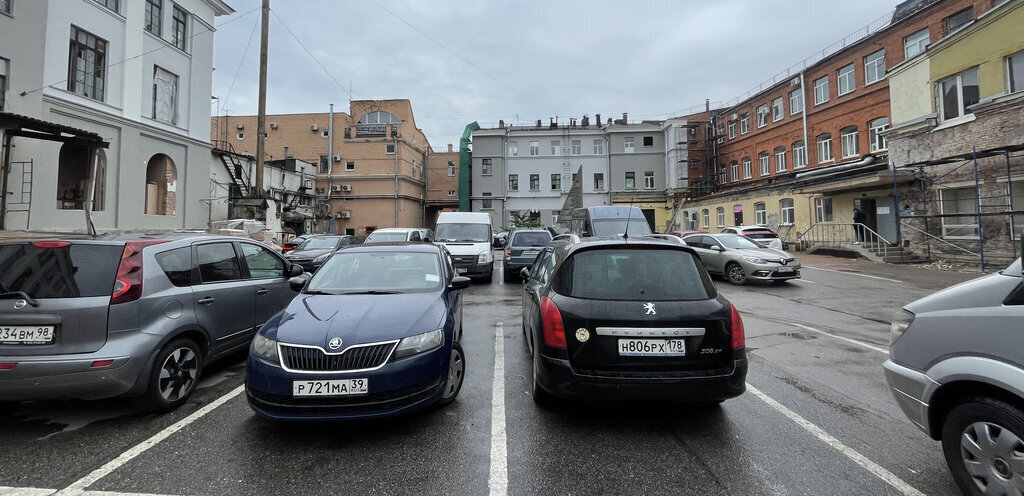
292;378;368;397
457;267;468;274
618;338;686;357
0;326;55;344
776;267;794;273
523;249;540;256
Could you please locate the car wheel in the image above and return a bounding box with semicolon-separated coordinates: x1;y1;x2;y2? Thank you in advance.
437;342;465;407
726;263;748;285
143;338;203;412
941;396;1024;496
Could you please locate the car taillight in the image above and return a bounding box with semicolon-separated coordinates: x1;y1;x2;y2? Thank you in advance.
505;245;512;257
111;239;170;305
540;296;566;349
32;241;71;248
730;303;745;349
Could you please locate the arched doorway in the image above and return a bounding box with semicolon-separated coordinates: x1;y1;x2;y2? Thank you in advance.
145;154;177;216
56;143;90;210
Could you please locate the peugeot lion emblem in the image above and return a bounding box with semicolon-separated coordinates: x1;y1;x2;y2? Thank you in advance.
14;300;27;310
328;337;343;350
644;303;656;315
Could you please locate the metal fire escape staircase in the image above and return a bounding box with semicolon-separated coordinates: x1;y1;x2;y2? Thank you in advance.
213;141;252;198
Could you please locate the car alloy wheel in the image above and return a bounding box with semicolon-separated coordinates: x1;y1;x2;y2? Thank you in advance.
942;397;1024;496
144;338;203;412
726;263;748;285
438;342;465;406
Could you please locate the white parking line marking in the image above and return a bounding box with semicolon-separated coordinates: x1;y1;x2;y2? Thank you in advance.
489;323;508;496
58;385;246;494
790;278;816;284
802;266;902;283
747;384;926;496
498;260;504;285
791;323;889;355
0;488;178;496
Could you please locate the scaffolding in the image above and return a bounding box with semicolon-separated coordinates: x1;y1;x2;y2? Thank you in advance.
891;143;1024;271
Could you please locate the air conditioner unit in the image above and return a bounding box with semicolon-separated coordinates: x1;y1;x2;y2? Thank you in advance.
790;78;801;86
333;155;341;162
269;122;278;129
340;211;351;219
310;124;319;131
331;184;342;192
341;184;352;192
236;123;244;130
730;113;738;120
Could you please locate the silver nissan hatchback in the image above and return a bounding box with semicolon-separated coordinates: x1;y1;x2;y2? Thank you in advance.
0;235;304;412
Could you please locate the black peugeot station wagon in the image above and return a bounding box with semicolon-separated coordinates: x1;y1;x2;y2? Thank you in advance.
520;237;747;405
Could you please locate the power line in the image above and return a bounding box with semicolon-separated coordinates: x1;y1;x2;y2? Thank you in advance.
270;10;352;99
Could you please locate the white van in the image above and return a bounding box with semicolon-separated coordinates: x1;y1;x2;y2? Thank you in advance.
434;212;494;283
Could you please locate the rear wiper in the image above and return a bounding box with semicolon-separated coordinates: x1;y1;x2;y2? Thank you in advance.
0;291;39;307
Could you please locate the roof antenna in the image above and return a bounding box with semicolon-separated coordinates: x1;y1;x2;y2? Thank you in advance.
623;194;636;239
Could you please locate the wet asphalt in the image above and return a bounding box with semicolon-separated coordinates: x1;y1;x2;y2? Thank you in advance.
0;252;987;495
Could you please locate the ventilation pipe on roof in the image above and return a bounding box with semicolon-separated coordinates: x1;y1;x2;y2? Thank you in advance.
596;114;602;128
795;154;876;180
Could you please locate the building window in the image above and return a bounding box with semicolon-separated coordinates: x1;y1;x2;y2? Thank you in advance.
757;105;769;128
448;190;455;197
718;163;727;184
508;174;518;191
814;197;833;223
643;136;654;147
236;132;244;140
447;161;455;176
508;141;517;156
385;143;396;154
728;121;736;139
550;140;560;155
643;171;655;189
0;57;7;112
481;158;492;175
93;0;119;13
151;66;178;125
1012;181;1024;239
571;139;581;155
790;89;803;115
1009;50;1024;93
759;152;770;176
814;76;829;105
716;207;725;227
319;155;329;174
716;124;725;144
172;5;187;51
481;192;492;210
145;0;162;36
346;161;355;171
593;139;604;155
780;198;795;225
865;50;885;85
740;114;750;134
624;137;634;153
841;126;859;158
730;161;739;182
905;29;929;59
754;203;766;225
594;173;604;190
869;118;889;152
837;64;855;96
772;97;784;122
939;187;979;238
943;7;973;36
938;67;979;121
702;209;710;228
551;174;560;190
68;26;107;101
625;171;635;189
529;141;539;156
742;157;752;179
775;146;787;172
1;0;10;14
529;174;539;191
793;141;807;168
817;134;833;163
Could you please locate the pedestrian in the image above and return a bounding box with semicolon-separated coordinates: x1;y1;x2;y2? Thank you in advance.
853;208;866;243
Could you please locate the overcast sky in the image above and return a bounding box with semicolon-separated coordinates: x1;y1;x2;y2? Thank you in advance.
211;0;900;148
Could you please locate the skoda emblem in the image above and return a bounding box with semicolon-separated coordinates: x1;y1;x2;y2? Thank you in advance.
328;337;343;350
575;328;590;343
13;300;27;310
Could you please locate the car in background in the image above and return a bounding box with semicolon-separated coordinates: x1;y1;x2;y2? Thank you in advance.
0;235;304;412
720;226;783;250
246;242;472;420
682;233;800;285
645;234;688;245
503;229;553;281
668;230;708;238
435;212;494;283
519;237;746;405
416;228;435;243
364;228;426;244
493;231;509;248
884;257;1024;496
281;235;312;253
570;206;652;237
284;235;363;273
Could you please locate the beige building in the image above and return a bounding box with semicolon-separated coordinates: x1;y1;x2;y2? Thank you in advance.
210;100;432;236
425;145;460;227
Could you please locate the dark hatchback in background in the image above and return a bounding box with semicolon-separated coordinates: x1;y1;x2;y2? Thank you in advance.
520;237;746;405
283;235;362;273
0;236;303;411
504;229;552;281
281;235;312;253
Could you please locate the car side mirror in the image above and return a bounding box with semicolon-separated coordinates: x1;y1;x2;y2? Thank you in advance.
288;274;309;292
520;267;531;279
711;245;724;252
450;276;472;290
289;264;304;277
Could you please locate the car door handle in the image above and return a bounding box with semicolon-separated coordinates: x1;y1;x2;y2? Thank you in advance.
198;297;215;305
256;288;268;295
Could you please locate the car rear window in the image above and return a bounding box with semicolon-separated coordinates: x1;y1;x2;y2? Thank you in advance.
554;248;712;300
298;237;341;250
0;243;123;298
512;232;551;247
366;232;409;242
743;229;777;238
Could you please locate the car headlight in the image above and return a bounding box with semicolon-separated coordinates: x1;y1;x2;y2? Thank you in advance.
741;256;767;264
394;329;444;358
313;253;332;263
889;309;915;345
251;333;280;363
477;250;490;263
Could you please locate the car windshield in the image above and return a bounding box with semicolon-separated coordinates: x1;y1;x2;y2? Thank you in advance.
591;219;653;237
366;232;408;242
555;248;712;300
717;235;763;250
0;243;123;298
308;251;442;293
297;237;340;250
511;232;551;247
435;223;491;242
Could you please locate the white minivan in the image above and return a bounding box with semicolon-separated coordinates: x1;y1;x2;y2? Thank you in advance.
434;212;494;283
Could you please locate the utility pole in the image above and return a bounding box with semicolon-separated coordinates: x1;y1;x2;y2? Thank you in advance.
253;0;270;198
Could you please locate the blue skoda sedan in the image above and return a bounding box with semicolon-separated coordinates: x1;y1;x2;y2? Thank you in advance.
245;243;470;420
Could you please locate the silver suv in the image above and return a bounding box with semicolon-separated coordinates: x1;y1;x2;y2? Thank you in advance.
0;235;304;411
884;257;1024;495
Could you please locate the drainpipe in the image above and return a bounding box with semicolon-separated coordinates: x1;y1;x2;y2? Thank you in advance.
0;133;12;230
394;127;399;227
799;70;809;164
328;103;334;234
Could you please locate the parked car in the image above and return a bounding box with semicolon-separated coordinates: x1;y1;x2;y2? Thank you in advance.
364;228;426;244
570;206;652;237
493;231;509;248
416;228;435;243
435;212;494;283
645;234;688;244
668;230;708;237
504;229;553;281
281;235;312;253
245;242;472;420
719;226;783;250
283;235;362;273
0;235;305;411
682;233;800;285
884;257;1024;496
520;237;747;405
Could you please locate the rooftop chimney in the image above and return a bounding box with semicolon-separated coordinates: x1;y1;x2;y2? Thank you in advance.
499;119;505;128
537;119;542;127
448;144;453;152
283;146;290;158
622;113;628;124
596;114;602;127
582;115;589;128
607;118;613;126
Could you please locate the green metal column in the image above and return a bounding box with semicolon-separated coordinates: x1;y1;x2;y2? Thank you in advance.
458;122;479;212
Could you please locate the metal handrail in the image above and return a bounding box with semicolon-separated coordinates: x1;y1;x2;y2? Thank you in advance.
899;221;980;258
796;223;893;258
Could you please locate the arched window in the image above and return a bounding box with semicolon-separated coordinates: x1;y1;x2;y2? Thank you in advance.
841;126;859;158
742;157;752;179
716;207;725;226
774;146;787;172
817;133;833;163
356;111;401;137
792;141;807;168
754;202;766;225
869;117;890;152
145;154;177;216
730;160;739;182
780;198;795;224
759;151;770;176
702;209;710;228
57;143;91;210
